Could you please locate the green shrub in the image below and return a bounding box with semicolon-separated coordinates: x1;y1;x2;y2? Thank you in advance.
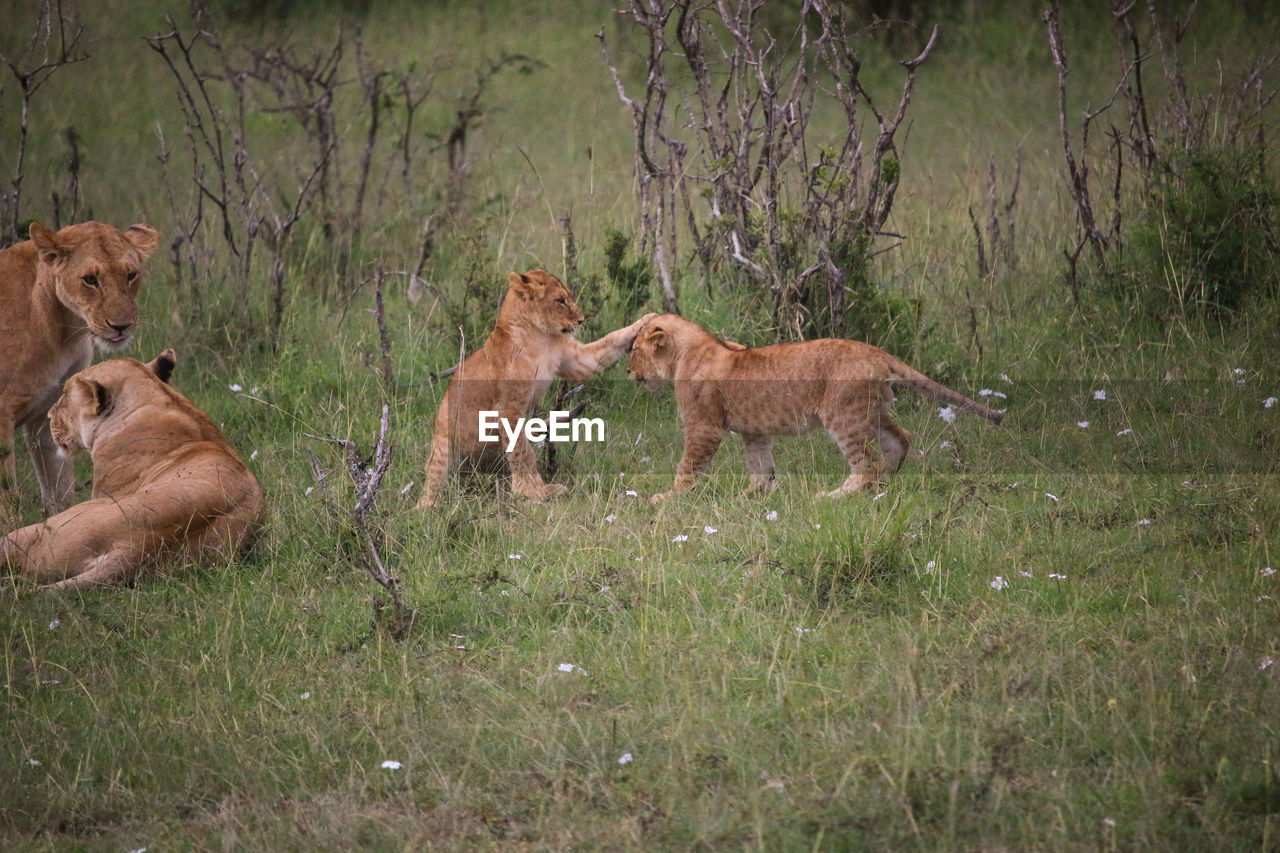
602;228;653;318
1117;150;1280;317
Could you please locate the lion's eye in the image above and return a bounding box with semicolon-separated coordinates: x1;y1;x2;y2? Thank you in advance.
126;271;138;283
82;274;99;288
557;297;567;305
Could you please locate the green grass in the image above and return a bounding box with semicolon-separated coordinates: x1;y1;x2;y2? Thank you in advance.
4;0;1280;849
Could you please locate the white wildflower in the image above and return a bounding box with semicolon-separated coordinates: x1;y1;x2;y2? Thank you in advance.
1116;428;1133;436
48;618;60;630
1001;373;1013;385
499;589;510;596
625;489;638;497
1093;389;1107;401
1048;573;1066;580
508;553;522;560
937;405;956;424
1103;818;1116;828
304;486;314;496
618;752;633;765
640;456;651;463
1233;368;1246;375
672;534;689;542
27;759;41;766
1265;397;1277;409
1045;492;1059;502
229;383;243;392
939;440;951;449
1261;657;1274;671
1019;571;1033;578
1077;421;1090;429
399;481;413;495
381;760;402;770
1260;567;1275;577
873;492;887;501
1137;518;1152;526
924;560;936;574
604;514;616;523
794;627;812;634
703;525;717;534
990;576;1008;590
300;692;310;700
765;510;778;521
249;449;259;461
979;388;994;397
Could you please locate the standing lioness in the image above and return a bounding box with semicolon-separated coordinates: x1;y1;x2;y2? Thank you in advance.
416;270;655;507
627;315;1003;501
0;220;158;519
1;350;265;590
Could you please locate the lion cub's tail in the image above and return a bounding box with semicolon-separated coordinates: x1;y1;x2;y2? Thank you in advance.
883;360;1004;425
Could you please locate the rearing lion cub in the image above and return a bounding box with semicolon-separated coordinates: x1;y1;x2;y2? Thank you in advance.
2;350;265;590
627;314;1002;502
416;270;655;507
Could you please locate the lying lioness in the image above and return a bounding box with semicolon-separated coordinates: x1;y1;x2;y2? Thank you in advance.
627;314;1003;501
2;350;265;590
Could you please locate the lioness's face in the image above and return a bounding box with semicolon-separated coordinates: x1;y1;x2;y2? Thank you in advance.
47;351;175;458
47;378;95;458
36;223;159;352
627;323;675;390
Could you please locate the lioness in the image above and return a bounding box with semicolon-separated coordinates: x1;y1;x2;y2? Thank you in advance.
627;314;1003;502
416;270;656;507
0;220;159;519
1;350;265;590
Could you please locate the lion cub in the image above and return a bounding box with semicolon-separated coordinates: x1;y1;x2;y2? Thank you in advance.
416;270;655;507
1;220;158;520
627;315;1002;502
2;350;265;590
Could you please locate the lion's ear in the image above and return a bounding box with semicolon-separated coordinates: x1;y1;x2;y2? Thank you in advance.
125;224;159;259
147;348;177;384
69;377;110;417
648;327;668;349
508;271;542;300
29;222;65;265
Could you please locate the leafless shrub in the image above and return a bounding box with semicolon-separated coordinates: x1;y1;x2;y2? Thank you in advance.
601;0;937;338
968;151;1021;280
306;282;412;639
1044;0;1278;300
0;0;88;243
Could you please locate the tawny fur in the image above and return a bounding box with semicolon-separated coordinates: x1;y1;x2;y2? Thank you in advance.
0;221;158;520
1;351;264;590
627;314;1002;502
416;270;655;508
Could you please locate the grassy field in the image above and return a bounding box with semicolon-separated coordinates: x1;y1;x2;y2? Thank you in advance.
3;0;1280;849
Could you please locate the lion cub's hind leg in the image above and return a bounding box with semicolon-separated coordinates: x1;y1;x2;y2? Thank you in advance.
741;434;777;494
819;382;887;498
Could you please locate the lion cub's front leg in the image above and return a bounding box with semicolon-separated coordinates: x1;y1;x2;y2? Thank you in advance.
741;434;777;494
651;423;724;503
558;314;658;381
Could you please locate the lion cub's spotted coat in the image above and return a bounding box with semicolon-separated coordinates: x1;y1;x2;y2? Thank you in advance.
627;314;1002;502
2;351;264;590
416;270;655;507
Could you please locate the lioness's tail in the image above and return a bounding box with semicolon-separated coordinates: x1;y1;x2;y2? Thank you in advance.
883;360;1004;425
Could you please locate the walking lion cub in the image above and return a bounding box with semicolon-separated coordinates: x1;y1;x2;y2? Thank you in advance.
627;315;1002;502
2;350;265;590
